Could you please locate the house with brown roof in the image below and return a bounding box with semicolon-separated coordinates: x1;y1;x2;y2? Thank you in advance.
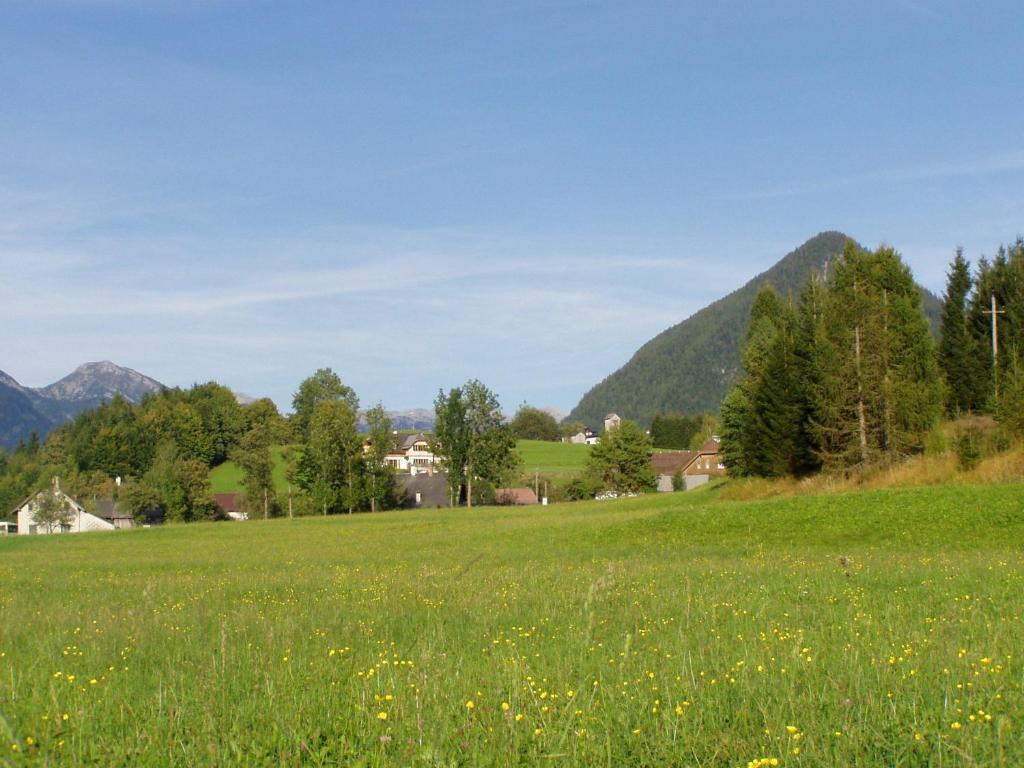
213;493;248;521
651;437;724;491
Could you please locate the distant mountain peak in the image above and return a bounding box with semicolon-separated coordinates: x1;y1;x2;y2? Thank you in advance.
1;361;166;450
0;369;23;390
40;361;164;403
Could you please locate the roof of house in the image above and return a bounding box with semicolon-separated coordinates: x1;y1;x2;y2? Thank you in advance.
396;473;450;508
496;487;539;505
403;433;431;449
214;493;240;513
10;485;86;517
93;500;133;520
651;450;698;476
698;437;721;454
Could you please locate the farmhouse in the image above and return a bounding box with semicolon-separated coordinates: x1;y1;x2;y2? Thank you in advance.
651;437;725;492
603;413;622;433
13;479;115;535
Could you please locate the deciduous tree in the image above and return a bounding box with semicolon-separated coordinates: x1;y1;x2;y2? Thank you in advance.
583;420;655;493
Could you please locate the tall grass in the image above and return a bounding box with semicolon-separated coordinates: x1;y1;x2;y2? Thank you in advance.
0;484;1021;766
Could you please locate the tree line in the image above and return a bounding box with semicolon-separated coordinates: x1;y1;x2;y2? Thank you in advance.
0;370;525;522
721;238;1024;478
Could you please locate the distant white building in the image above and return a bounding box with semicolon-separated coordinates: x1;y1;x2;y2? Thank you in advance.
565;428;599;445
376;433;439;474
603;413;621;433
14;479;115;535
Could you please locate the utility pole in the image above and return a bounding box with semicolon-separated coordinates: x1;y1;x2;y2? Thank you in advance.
983;294;1005;396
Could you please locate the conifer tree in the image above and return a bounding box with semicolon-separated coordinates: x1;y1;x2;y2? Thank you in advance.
938;249;980;414
812;243;942;468
719;285;807;476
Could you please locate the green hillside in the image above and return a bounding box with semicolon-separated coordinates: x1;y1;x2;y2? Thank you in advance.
210;445;295;495
0;482;1020;765
515;439;590;477
568;232;943;427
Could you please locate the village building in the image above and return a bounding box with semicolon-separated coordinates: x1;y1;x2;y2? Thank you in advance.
213;493;249;521
565;427;599;445
13;478;116;535
603;413;622;433
650;437;725;492
376;433;440;474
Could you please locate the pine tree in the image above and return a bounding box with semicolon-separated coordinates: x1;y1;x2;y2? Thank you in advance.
938;249;980;414
719;285;808;476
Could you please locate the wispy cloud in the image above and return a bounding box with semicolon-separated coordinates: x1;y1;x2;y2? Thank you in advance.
720;150;1024;202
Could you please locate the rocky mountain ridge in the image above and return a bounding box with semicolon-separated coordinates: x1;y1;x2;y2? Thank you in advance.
0;362;165;450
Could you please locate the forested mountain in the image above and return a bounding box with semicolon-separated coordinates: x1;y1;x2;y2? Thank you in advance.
568;232;942;427
0;362;164;450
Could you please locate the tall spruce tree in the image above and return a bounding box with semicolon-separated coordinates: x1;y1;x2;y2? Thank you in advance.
719;285;807;476
938;249;981;414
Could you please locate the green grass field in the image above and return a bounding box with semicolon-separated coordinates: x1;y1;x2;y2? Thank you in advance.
1;484;1022;766
210;445;295;496
515;439;590;477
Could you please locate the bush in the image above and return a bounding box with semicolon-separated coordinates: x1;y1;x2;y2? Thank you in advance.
954;427;983;472
671;471;685;491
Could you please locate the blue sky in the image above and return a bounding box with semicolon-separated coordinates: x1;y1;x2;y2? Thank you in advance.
2;1;1022;415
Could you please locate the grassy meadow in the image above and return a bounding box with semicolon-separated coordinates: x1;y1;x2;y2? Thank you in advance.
515;440;591;478
210;445;295;496
1;484;1023;766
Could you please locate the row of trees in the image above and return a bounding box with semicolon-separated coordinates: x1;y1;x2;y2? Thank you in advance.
721;241;944;476
648;412;717;450
0;366;530;521
938;239;1024;425
722;237;1024;479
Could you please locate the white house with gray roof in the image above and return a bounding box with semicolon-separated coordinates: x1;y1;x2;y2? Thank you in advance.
14;479;115;535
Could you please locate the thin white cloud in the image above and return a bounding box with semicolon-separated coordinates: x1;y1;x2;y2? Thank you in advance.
720;150;1024;202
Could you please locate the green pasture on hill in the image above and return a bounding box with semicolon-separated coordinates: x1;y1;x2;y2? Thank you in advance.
210;445;295;495
515;439;590;477
1;484;1023;766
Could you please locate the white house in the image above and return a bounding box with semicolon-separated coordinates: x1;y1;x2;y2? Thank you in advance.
565;428;599;445
603;413;621;433
14;479;115;535
380;433;439;474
